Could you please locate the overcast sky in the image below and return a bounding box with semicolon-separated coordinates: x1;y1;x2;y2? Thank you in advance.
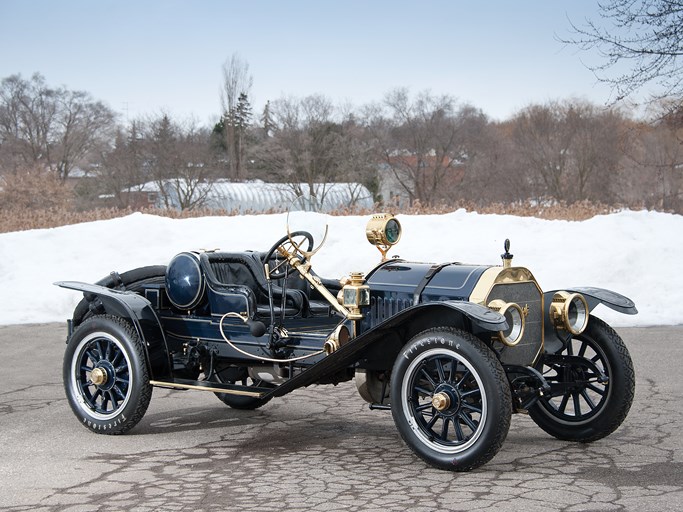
0;1;634;125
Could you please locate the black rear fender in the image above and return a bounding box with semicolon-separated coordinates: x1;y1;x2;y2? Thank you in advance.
55;281;172;380
72;265;167;325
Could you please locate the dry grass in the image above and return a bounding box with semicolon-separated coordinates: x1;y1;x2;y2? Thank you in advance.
343;200;622;221
0;200;631;234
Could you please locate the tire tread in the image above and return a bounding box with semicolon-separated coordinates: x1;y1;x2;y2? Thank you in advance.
391;327;511;471
64;314;152;435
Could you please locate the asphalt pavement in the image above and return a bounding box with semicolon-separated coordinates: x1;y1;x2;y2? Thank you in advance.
1;323;681;511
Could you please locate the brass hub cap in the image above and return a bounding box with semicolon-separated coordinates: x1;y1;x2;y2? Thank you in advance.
91;367;108;387
431;392;451;411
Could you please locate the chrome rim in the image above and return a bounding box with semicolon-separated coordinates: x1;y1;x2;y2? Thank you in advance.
70;332;133;419
401;348;488;454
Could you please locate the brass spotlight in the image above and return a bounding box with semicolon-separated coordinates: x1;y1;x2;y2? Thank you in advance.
366;213;401;260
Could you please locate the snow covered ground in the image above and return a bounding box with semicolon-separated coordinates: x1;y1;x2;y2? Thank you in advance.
1;209;681;327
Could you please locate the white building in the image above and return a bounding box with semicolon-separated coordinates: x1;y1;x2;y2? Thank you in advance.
132;179;374;212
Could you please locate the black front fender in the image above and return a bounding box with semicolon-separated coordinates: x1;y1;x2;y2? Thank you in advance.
55;281;172;380
545;287;637;316
263;300;506;398
416;300;508;331
542;286;637;353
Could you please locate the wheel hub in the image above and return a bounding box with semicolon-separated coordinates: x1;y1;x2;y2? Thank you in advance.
91;361;116;390
432;385;460;415
90;367;108;386
431;392;451;411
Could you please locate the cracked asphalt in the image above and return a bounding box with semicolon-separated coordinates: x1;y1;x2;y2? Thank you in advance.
1;323;681;511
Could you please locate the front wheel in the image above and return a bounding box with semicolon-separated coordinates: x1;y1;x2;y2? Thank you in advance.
391;327;511;471
63;315;152;434
528;317;635;442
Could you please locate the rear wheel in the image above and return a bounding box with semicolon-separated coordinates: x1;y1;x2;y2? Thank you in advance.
63;315;152;434
390;327;511;471
529;317;635;442
212;364;274;410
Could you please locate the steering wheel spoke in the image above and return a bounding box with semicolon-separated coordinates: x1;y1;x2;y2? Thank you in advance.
263;231;314;280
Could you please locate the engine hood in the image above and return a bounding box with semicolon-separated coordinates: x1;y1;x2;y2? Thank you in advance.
364;260;545;366
366;261;491;303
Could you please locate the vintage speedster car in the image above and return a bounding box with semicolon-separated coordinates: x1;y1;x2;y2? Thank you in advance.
56;213;636;471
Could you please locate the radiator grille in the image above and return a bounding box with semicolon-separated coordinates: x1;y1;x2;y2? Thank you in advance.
365;295;412;329
487;282;543;366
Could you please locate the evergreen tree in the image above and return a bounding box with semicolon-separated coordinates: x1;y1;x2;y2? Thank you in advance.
234;92;252;130
261;100;274;138
227;93;252;178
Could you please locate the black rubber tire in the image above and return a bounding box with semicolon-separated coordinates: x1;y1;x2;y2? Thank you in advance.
212;365;273;410
72;265;167;325
529;317;635;442
390;327;511;472
63;315;152;434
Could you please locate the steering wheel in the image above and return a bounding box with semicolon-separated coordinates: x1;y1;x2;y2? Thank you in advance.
263;231;314;280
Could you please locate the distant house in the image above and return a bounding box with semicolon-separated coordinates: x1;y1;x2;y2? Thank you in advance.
116;183;161;209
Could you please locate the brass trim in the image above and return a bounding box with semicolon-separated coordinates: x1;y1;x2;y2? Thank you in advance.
150;380;263;397
469;265;545;365
549;291;589;335
431;392;451;411
323;324;351;355
366;213;401;260
90;367;107;386
277;246;360;320
469;267;542;306
285;212;329;261
488;299;525;346
341;272;370;318
366;213;402;246
469;267;505;305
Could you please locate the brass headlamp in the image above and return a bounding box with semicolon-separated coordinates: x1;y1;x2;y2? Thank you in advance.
550;291;589;335
488;299;525;346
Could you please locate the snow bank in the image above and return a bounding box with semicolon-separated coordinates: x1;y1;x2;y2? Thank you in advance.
1;209;680;326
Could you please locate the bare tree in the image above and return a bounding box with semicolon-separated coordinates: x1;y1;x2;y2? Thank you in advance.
619;103;683;211
54;88;116;180
565;0;683;105
259;95;335;206
97;122;148;208
145;113;215;210
0;73;57;172
365;88;487;206
0;73;116;179
455;121;528;205
254;95;376;209
511;100;627;203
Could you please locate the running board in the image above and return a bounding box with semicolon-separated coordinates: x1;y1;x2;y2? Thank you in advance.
150;378;270;398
